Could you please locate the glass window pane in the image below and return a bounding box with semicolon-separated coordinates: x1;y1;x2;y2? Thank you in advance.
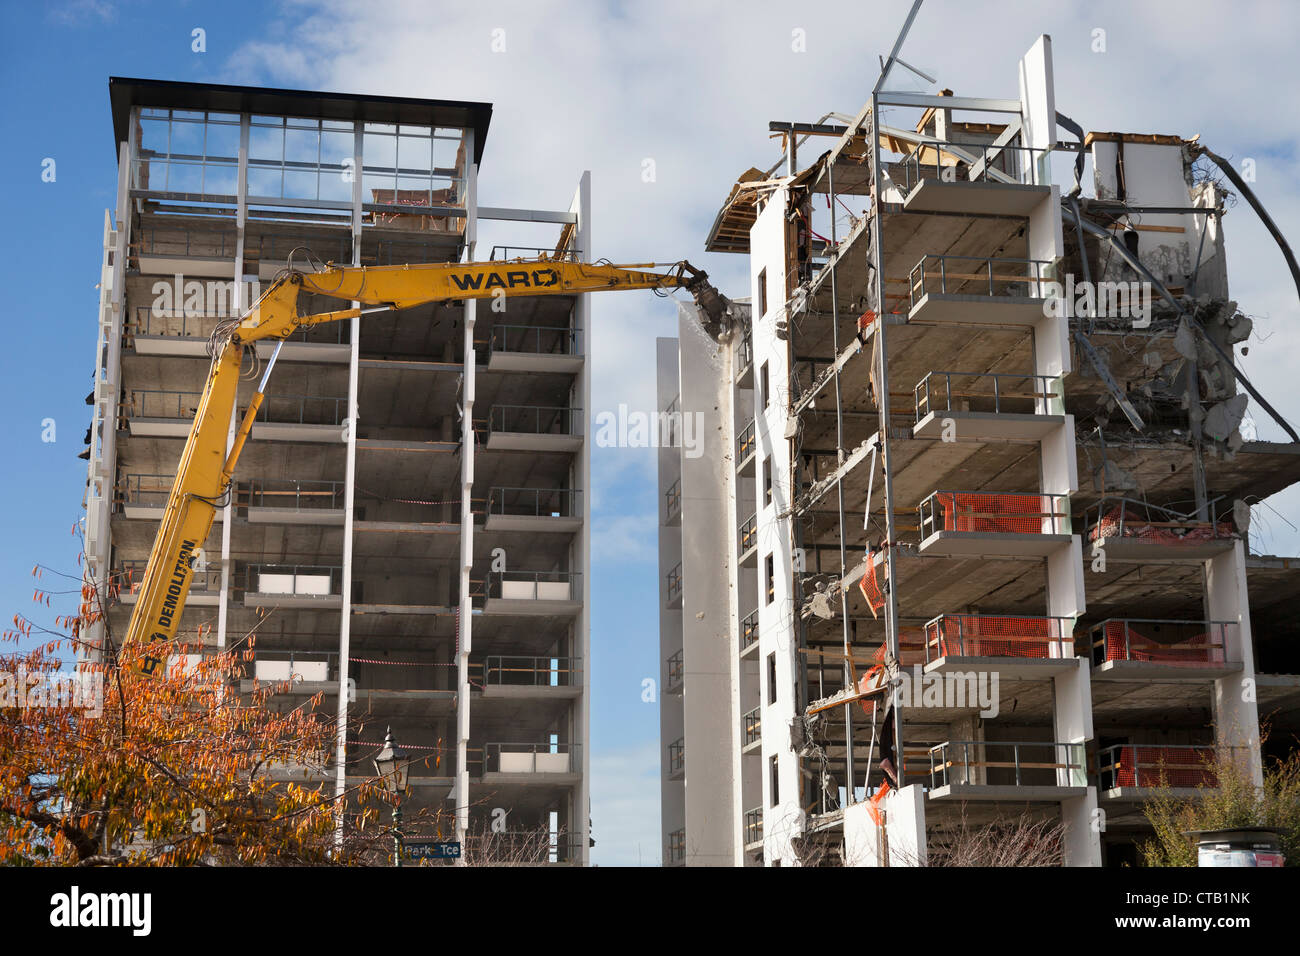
139;118;169;156
318;171;351;202
320;130;353;166
363;172;395;201
205;124;240;162
286;116;319;129
364;122;396;133
284;128;320;165
169;121;204;159
206;112;239;123
167;162;202;193
432;137;461;170
362;132;396;171
249;126;283;162
172;110;204;120
247;166;283;197
203;162;237;195
398;136;431;172
283;169;319;200
323;119;353;131
252;115;284;126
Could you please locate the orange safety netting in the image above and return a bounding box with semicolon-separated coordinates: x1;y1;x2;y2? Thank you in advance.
1089;506;1233;543
1102;621;1226;666
859;555;886;615
867;780;892;826
936;492;1048;534
926;614;1066;659
1112;746;1216;789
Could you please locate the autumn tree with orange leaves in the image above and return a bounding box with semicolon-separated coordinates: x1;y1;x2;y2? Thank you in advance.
0;558;434;866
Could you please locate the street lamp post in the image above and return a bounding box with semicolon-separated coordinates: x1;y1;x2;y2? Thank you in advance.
373;726;411;868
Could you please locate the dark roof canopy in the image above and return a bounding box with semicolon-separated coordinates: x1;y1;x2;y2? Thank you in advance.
109;76;492;164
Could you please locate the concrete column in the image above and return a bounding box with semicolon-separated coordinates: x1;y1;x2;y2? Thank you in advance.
569;171;592;863
1209;541;1263;786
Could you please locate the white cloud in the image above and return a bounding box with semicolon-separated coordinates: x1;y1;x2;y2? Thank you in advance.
591;512;657;565
589;741;662;866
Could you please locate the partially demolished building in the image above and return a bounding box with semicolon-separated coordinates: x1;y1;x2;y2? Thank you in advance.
658;34;1300;866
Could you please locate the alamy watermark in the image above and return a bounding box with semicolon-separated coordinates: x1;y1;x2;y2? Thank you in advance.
1042;275;1152;329
1;666;104;718
593;403;705;459
894;665;999;718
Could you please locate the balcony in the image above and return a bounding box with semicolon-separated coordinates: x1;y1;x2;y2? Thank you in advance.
897;139;1052;216
668;738;685;781
1085;497;1237;564
485;486;582;533
478;742;579;783
928;740;1088;801
1088;619;1240;681
486;323;582;374
742;707;761;754
922;614;1076;679
741;608;760;657
743;807;763;850
118;473;218;522
664;476;682;526
912;370;1065;443
124;389;346;442
1098;744;1217;800
242;563;343;609
483;570;581;616
917;490;1072;558
666;562;683;609
736;419;756;475
484;404;582;453
665;649;683;695
116;558;222;607
244;478;346;525
128;305;348;363
736;330;754;388
478;656;581;699
738;512;758;566
667;828;686;866
905;255;1053;328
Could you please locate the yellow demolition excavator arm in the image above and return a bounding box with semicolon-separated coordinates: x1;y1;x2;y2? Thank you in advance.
123;255;732;676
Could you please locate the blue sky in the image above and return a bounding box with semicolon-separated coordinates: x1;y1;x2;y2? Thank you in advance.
3;0;1299;865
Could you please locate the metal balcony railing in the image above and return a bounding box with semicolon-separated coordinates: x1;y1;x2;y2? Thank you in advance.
489;324;578;355
488;245;583;262
117;559;221;596
1088;619;1236;668
923;614;1073;662
929;740;1086;790
480;742;577;774
1085;496;1235;547
743;808;763;846
741;609;760;651
667;828;685;864
743;707;761;747
245;478;345;511
130;306;347;343
665;649;683;690
247;650;339;684
120;473;174;507
242;563;342;598
668;738;685;776
736;419;756;463
487;486;581;518
666;563;683;606
483;655;579;687
664;476;682;524
737;331;753;378
128;388;204;420
486;569;578;601
897;139;1048;192
914;370;1061;420
918;490;1068;538
488;404;578;436
739;512;758;554
1098;744;1218;791
254;394;347;427
133;226;238;259
907;254;1051;307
